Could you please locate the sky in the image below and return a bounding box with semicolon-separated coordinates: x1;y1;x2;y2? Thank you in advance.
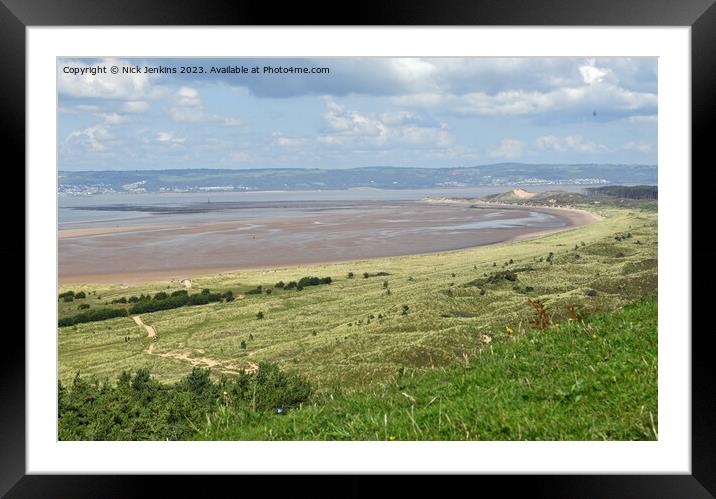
58;57;657;171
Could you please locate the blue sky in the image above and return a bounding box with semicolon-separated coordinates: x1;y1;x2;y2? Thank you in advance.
58;57;657;170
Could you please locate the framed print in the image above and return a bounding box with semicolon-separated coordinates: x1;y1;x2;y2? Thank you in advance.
4;0;714;495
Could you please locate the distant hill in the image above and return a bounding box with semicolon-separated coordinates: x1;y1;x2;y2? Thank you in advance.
58;163;657;195
479;185;657;211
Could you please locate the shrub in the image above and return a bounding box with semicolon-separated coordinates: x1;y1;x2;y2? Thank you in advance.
59;291;75;300
62;295;74;303
298;276;321;287
78;304;90;310
401;305;409;315
249;363;312;411
265;288;272;295
585;289;598;297
527;299;551;331
112;296;127;304
256;311;264;320
347;272;354;279
75;291;86;299
128;296;140;303
171;290;188;297
383;280;389;289
246;287;262;295
274;281;285;289
188;294;210;306
201;288;211;295
130;294;190;313
59;364;312;440
58;307;128;327
363;272;370;279
240;340;247;349
153;292;168;301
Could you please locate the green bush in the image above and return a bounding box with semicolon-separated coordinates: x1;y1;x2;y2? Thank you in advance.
58;308;129;327
188;294;210;306
75;291;86;299
59;365;311;440
129;294;190;314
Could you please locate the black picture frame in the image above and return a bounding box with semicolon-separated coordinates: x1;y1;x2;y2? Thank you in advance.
3;0;713;495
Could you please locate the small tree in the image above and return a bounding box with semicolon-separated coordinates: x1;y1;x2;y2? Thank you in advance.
527;299;551;331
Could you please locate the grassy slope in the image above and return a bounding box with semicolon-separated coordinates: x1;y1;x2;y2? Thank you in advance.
198;298;657;440
58;207;657;392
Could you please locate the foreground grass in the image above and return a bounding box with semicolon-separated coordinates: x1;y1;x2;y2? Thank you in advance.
198;298;657;441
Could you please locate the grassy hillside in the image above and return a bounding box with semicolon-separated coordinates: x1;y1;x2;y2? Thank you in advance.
200;298;657;441
58;206;657;391
58;298;657;441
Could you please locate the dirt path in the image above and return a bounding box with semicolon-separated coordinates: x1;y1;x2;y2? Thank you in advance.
132;315;257;374
133;315;157;353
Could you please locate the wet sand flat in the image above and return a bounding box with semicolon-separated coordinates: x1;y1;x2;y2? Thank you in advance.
58;200;597;284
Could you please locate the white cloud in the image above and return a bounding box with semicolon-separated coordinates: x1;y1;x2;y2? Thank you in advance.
156;131;186;144
489;139;525;160
625;114;657;124
535;134;608;153
58;58;165;99
99;113;129;125
169;86;242;127
66;125;112;152
123;100;150;113
273;134;308;147
318;98;452;148
391;81;656;118
579;59;610;85
623;141;652;153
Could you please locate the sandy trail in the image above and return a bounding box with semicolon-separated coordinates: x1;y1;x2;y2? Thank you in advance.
132;315;257;374
133;315;157;353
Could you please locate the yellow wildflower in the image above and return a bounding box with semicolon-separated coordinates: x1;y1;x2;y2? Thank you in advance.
505;326;514;334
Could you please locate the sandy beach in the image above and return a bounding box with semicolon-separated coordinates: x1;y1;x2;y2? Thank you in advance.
58;200;599;285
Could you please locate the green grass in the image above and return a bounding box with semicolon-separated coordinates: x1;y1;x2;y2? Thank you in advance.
197;298;658;440
58;207;657;392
